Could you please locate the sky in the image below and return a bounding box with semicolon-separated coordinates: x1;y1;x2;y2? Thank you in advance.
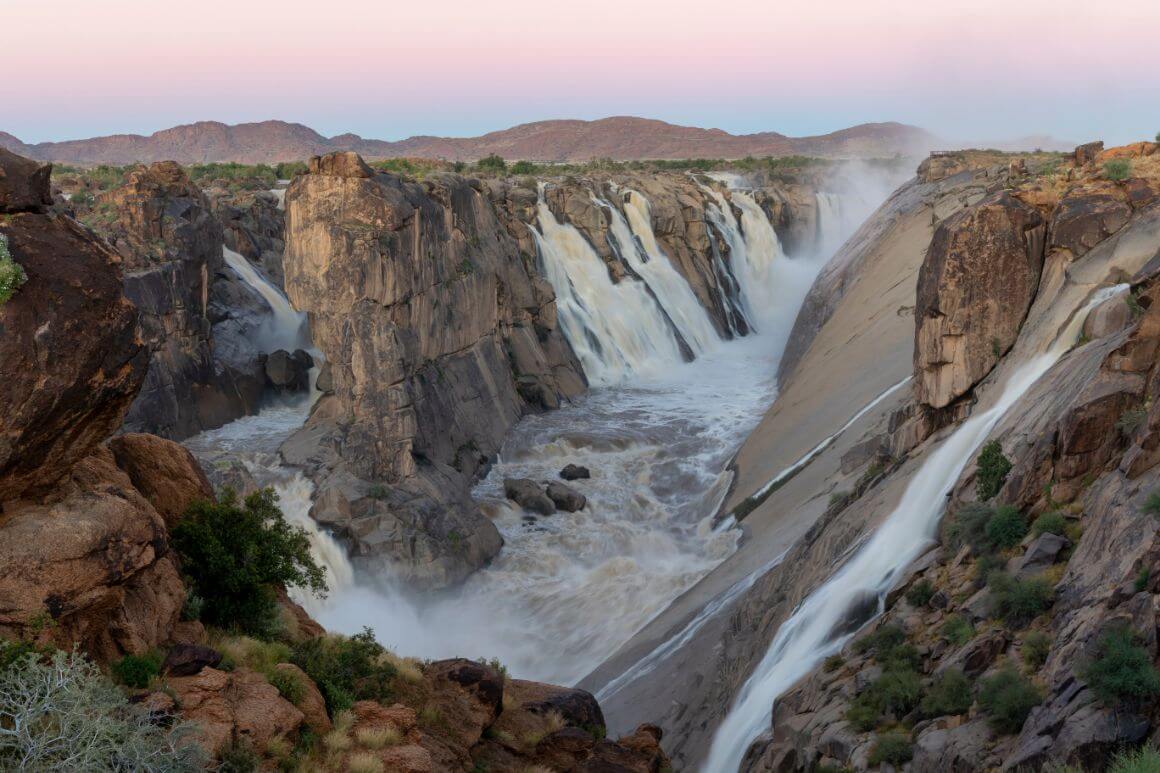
4;0;1159;146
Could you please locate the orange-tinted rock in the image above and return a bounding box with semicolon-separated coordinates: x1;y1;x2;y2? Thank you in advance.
108;433;214;527
1049;184;1132;258
426;658;505;749
168;667;304;758
914;192;1045;409
1095;142;1158;162
1074;141;1104;166
0;448;184;661
307;150;374;178
274;662;331;733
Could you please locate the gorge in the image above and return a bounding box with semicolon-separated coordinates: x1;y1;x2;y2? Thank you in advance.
5;128;1160;773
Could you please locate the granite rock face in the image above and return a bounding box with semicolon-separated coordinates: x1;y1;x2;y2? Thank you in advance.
914;191;1046;409
96;161;264;438
282;152;585;588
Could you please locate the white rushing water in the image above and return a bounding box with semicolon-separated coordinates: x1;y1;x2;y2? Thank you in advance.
614;191;719;354
222;246;306;352
531;193;687;384
703;283;1128;772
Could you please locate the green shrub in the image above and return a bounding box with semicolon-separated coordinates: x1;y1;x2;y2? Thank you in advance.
872;668;924;715
172;488;327;636
111;651;162;689
274;161;308;180
476;154;506;172
267;667;305;705
509;160;538;175
0;649;205;770
1117;407;1147;437
985;505;1027;550
0;640;43;673
1080;625;1160;706
823;654;845;672
906;580;935;607
845;694;880;732
976;440;1012;501
1110;747;1160;773
1022;630;1052;669
868;733;913;766
941;614;975;646
0;235;28;305
921;669;973;717
943;502;994;552
180;592;204;622
988;571;1054;628
1030;511;1067;538
218;739;258;772
1135;567;1151;594
291;628;397;716
979;665;1042;733
852;624;906;658
1104;159;1131;182
1143;490;1160;516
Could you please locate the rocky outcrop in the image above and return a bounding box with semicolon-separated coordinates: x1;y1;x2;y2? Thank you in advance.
914;191;1046;409
0;147;53;211
211;188;286;288
92;161;264;438
282;152;585;588
0;152;204;661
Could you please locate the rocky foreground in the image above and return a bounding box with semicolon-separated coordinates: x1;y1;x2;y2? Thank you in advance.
0;149;671;771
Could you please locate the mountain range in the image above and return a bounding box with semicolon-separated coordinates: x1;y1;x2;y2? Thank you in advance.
1;117;951;165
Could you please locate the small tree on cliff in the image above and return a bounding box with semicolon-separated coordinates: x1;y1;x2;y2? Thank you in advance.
975;440;1012;501
172;488;327;636
0;235;28;305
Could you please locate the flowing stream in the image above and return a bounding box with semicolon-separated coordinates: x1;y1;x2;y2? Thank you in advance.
703;283;1129;772
222;246;306;351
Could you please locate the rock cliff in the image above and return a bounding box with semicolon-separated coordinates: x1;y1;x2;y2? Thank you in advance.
282;152;586;589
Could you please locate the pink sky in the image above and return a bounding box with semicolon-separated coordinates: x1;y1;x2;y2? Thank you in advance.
5;0;1159;144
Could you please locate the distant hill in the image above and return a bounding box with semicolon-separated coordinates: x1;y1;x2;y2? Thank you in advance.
1;117;944;165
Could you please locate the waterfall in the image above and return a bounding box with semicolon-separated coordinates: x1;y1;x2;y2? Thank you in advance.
815;192;845;259
222;246;306;351
532;193;686;385
703;284;1129;773
605;191;720;354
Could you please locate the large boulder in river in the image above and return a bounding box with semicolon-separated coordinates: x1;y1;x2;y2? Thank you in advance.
914;191;1046;409
546;481;586;512
504;477;557;515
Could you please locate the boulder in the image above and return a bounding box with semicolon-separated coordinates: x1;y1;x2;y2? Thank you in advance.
1074;141;1104;166
504;477;557;515
1049;186;1131;259
1008;533;1069;578
936;630;1009;677
307;151;374;179
913;719;992;773
0;449;186;661
914;192;1045;409
0;147;52;212
560;463;591;480
162;643;222;676
274;662;331;733
1082;288;1133;340
426;659;505;749
0;209;148;501
516;680;605;729
108;433;214;527
168;666;304;758
546;481;587;512
264;348;313;392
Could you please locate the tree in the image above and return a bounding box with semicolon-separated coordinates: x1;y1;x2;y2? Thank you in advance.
172;488;327;635
975;440;1012;501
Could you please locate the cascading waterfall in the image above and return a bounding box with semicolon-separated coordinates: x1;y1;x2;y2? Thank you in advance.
531;193;687;384
222;246;307;351
611;191;720;354
703;283;1129;773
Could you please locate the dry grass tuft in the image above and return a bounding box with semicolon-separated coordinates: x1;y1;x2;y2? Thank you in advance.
355;726;402;749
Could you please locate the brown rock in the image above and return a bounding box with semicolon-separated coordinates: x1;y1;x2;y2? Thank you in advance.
0;211;147;502
504;477;557;515
1074;141;1104;166
307;151;374;179
546;481;587;512
1082;289;1133;340
162;643;222;676
108;433;214;527
914;192;1045;409
274;662;331;733
426;658;504;748
0;449;184;661
1049;186;1131;259
0;148;52;212
168;666;304;758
